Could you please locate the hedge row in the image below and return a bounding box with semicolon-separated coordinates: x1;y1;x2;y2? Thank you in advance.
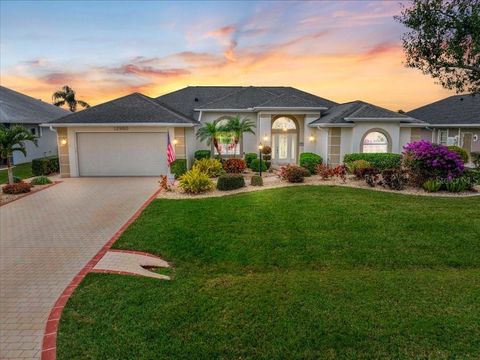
32;156;59;176
343;153;401;170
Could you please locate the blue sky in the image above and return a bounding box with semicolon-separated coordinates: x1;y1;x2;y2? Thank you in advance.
0;0;453;110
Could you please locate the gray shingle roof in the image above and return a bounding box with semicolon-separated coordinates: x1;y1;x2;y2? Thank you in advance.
310;100;422;125
156;86;337;116
48;93;196;125
407;94;480;125
0;86;68;124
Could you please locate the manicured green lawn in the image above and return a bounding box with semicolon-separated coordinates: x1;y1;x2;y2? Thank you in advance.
58;186;480;359
0;162;33;184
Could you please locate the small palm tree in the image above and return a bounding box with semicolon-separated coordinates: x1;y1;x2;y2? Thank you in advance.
52;85;90;112
196;119;223;156
0;125;37;184
223;114;256;157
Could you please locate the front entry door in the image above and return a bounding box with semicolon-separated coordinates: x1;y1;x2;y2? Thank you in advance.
462;133;472;162
272;133;296;164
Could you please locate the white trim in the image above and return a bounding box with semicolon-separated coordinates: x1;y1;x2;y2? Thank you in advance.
429;124;480;128
41;122;196;127
399;123;429;128
311;123;355;128
194;106;327;112
344;117;415;121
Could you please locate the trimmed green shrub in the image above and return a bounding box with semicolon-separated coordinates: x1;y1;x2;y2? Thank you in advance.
170;159;187;179
244;153;257;167
448;146;469;163
192;158;224;177
422;179;442;192
344;153;401;170
13;176;22;183
217;174;245;191
32;156;59;176
250;175;263;186
250;158;267;172
223;158;246;173
30;176;52;185
299;152;323;174
194;150;211;160
347;160;372;175
2;181;32;194
178;168;214;194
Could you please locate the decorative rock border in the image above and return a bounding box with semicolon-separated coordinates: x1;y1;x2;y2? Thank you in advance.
41;188;163;360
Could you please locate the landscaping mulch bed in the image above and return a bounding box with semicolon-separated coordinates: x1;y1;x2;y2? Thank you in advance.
0;181;61;206
158;173;480;199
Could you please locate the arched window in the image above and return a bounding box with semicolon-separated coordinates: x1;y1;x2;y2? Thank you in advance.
362;131;389;153
272;117;296;131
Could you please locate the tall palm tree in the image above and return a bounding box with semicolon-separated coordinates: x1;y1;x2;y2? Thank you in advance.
196;119;222;156
52;85;90;112
0;125;37;184
223;114;256;157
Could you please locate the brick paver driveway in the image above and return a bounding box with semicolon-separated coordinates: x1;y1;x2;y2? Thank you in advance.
0;177;159;359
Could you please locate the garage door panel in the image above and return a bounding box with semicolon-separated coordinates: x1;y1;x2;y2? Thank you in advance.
77;132;168;176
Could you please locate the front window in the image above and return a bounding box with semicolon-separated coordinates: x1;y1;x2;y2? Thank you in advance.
362;131;389;153
439;130;448;145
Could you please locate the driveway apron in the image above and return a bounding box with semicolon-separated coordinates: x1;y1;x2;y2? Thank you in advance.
0;177;159;359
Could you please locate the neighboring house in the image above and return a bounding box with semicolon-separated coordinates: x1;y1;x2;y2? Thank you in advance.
0;86;68;165
408;94;480;160
45;86;430;177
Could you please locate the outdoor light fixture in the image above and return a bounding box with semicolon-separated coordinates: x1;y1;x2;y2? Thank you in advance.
60;138;67;145
263;134;268;142
309;134;315;142
173;138;178;145
258;143;264;177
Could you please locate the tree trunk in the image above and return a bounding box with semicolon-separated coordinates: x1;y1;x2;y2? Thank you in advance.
7;156;14;185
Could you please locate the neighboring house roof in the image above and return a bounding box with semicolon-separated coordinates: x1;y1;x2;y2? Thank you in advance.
407;94;480;125
156;86;337;117
0;85;68;124
48;93;197;125
309;100;423;126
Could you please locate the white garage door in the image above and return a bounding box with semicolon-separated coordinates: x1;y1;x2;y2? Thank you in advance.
77;132;168;176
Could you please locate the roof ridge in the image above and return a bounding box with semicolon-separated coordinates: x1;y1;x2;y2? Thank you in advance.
134;93;196;123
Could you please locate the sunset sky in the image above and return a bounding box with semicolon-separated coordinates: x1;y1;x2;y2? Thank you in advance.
1;0;455;111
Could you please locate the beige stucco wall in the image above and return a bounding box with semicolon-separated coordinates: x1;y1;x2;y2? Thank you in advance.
56;127;70;178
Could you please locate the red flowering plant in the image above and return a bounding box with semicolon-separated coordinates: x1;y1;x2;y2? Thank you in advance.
2;181;32;194
223;158;246;173
279;165;309;183
316;164;347;182
403;140;464;186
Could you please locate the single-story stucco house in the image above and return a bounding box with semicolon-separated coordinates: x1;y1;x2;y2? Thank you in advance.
44;86;445;177
0;86;68;165
408;94;480;161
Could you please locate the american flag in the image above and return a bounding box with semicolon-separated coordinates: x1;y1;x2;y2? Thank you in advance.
167;133;176;166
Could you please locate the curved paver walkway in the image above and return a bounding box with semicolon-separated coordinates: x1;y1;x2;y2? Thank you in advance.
0;178;159;360
92;250;170;280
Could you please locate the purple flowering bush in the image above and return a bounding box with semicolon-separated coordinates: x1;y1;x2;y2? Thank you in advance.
403;140;464;186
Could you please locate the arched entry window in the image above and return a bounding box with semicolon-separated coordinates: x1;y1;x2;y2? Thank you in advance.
362;131;390;153
272;117;296;131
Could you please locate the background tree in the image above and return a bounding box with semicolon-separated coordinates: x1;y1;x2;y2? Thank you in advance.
0;125;37;184
196;119;223;156
222;115;256;157
52;85;90;112
395;0;480;94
